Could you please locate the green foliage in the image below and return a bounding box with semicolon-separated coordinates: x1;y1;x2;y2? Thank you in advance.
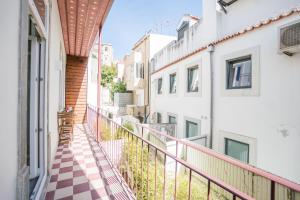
110;81;127;94
118;133;210;200
99;118;227;200
122;122;134;132
99;119;123;141
101;65;117;87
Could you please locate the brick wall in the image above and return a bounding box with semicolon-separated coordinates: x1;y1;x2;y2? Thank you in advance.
65;56;88;123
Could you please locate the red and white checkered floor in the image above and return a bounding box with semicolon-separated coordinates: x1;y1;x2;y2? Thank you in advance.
45;125;134;200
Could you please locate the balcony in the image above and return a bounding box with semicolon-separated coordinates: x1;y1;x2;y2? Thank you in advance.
45;125;134;200
85;106;300;200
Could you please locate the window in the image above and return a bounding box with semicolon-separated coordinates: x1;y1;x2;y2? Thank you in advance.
168;116;176;124
186;120;198;138
225;138;249;163
157;78;163;94
187;66;199;92
157;113;162;123
178;21;189;40
169;73;176;93
227;56;252;89
135;63;144;78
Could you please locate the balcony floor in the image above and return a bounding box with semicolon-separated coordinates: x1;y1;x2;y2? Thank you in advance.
45;124;134;200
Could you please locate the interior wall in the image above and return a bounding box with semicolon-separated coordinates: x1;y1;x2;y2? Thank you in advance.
65;56;88;123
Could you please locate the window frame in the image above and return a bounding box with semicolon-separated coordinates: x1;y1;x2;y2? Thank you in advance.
187;66;199;93
168;115;176;124
220;46;260;97
169;72;177;94
185;120;199;138
135;63;144;79
226;55;252;90
225;138;250;164
157;112;162;123
219;130;257;165
157;77;163;94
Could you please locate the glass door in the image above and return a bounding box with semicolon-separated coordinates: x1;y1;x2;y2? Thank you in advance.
27;18;46;198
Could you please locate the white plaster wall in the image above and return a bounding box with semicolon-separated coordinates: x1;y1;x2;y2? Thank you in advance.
48;0;66;165
150;51;211;139
149;34;176;59
150;3;300;183
217;0;300;37
213;15;300;184
0;0;20;199
152;22;207;72
87;54;98;107
101;44;113;66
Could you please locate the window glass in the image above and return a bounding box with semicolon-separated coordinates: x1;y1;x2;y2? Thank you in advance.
187;66;199;92
225;138;249;163
169;73;176;93
227;56;252;89
168;116;176;124
157;113;162;123
157;78;163;94
186;120;198;138
135;63;144;78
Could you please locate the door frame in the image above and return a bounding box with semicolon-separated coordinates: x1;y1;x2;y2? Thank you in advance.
28;0;49;199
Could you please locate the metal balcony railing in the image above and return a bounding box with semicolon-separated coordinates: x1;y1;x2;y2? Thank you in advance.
87;105;300;200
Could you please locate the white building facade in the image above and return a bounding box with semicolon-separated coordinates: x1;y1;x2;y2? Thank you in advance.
150;0;300;184
102;43;114;66
123;33;176;121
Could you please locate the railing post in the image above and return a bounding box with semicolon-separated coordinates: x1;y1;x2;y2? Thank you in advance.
154;149;157;200
163;153;167;200
271;180;275;200
188;169;192;200
96;29;102;143
147;144;150;200
174;141;178;199
207;179;211;200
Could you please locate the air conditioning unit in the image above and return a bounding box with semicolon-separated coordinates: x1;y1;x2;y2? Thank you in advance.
279;20;300;56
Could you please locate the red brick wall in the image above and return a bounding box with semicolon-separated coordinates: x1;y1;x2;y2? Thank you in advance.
65;56;88;124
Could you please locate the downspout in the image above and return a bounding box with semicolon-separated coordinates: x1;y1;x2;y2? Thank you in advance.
145;39;150;123
208;44;215;149
96;29;102;141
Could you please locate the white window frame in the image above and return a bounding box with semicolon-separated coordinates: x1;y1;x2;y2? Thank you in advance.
221;46;260;97
28;0;48;39
28;1;49;199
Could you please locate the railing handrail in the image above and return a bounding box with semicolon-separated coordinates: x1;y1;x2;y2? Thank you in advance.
95;109;255;200
88;104;300;192
140;122;300;193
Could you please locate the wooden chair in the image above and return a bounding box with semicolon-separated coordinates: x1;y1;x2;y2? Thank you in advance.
57;111;74;144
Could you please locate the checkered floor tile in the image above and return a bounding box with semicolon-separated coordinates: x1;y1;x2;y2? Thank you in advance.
44;124;134;200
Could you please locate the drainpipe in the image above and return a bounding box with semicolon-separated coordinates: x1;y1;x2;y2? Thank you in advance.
96;29;102;141
208;44;215;149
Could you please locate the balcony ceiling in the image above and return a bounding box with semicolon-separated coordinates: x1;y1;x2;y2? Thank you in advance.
58;0;113;57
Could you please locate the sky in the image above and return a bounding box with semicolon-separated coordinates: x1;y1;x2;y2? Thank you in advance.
102;0;203;59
